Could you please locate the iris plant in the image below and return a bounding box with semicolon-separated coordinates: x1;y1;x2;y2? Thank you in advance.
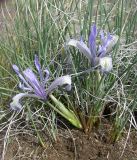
68;24;118;73
66;24;118;132
10;55;82;128
10;55;71;110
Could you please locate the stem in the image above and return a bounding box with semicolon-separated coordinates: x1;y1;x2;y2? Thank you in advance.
96;70;102;82
86;71;103;133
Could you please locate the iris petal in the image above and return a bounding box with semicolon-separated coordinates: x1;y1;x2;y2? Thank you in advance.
34;55;43;82
99;57;113;72
23;68;46;99
88;24;97;59
68;39;94;64
100;30;105;42
12;65;33;90
99;32;115;57
12;64;20;73
10;93;39;110
19;82;32;91
10;93;28;110
105;35;119;54
47;75;71;95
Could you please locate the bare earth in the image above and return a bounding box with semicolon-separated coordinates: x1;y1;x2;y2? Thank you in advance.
0;120;137;160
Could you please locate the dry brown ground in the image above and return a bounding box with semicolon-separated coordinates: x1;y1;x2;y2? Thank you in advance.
1;123;137;160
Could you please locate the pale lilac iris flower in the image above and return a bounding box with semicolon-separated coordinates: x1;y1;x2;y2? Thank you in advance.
10;55;71;111
68;24;118;73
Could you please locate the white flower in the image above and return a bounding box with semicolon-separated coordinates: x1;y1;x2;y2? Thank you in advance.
99;57;113;73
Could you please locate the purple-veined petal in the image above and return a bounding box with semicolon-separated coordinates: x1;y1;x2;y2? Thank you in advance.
100;30;105;42
99;57;113;72
104;33;113;51
12;65;33;90
88;24;97;59
12;65;25;81
98;31;111;57
68;39;94;64
23;68;46;99
10;93;39;111
34;55;43;82
98;44;106;56
105;35;119;54
47;75;71;95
